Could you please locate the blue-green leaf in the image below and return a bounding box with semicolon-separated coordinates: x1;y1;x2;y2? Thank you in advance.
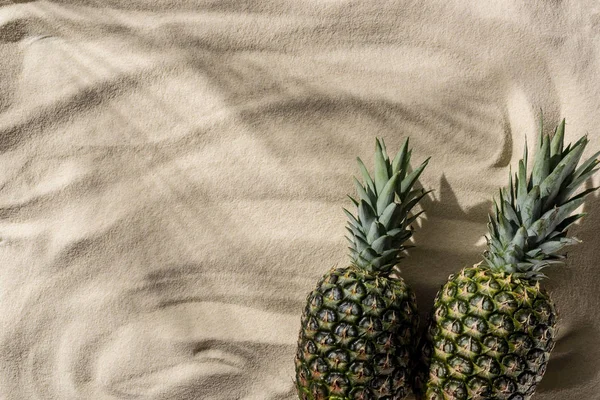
374;139;390;194
356;157;376;195
550;119;565;157
532;135;550;186
371;235;392;254
376;173;400;215
392;138;409;175
378;203;398;230
358;200;376;228
399;158;430;199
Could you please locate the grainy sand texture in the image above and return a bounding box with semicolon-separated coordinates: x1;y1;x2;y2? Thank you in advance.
0;1;600;399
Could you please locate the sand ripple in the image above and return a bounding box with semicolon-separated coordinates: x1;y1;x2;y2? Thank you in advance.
0;1;599;399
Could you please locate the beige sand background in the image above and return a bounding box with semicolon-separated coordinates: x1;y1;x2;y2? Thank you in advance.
0;1;599;399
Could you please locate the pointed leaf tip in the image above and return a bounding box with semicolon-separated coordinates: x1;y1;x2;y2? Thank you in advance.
392;138;410;174
550;119;565;156
374;140;390;195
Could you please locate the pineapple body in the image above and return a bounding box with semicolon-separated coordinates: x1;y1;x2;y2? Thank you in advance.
416;266;556;400
417;119;599;399
294;138;429;399
295;265;419;400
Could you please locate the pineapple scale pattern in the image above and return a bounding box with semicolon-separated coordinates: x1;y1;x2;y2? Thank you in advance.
295;266;419;400
417;267;556;400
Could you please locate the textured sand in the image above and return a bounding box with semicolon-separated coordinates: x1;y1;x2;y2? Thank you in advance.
0;1;599;399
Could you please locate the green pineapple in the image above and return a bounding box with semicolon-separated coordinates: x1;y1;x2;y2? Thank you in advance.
416;119;600;400
295;138;429;399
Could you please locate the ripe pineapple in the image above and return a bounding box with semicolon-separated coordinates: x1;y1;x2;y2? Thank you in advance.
295;138;429;400
416;119;600;400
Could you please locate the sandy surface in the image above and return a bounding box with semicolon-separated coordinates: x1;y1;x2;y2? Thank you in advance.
0;1;599;399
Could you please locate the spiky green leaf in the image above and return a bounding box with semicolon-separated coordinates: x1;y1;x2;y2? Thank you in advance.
356;157;376;194
371;235;392;254
392;138;409;175
486;118;599;279
358;200;376;229
376;173;400;215
550;119;565;156
399;158;430;199
374;139;389;194
379;203;398;230
532;135;550;186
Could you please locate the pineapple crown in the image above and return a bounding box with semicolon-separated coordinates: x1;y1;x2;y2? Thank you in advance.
485;118;600;280
344;138;430;275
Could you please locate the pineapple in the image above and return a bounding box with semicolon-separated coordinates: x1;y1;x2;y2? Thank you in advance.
416;119;600;400
295;138;430;399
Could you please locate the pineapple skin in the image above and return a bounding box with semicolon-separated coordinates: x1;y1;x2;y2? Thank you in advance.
295;265;419;400
415;266;557;400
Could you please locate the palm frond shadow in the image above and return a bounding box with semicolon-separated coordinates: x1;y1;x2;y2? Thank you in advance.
536;187;600;393
537;323;600;393
403;174;492;327
404;177;600;393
